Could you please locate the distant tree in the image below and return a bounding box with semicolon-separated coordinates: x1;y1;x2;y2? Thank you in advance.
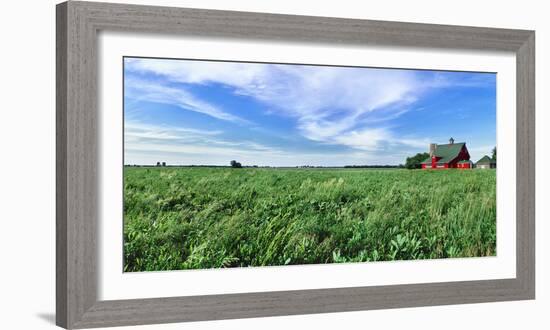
230;160;242;168
156;161;161;167
492;147;497;161
405;152;430;169
162;162;166;167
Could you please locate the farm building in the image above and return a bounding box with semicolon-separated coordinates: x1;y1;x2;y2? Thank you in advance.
421;137;471;169
476;155;496;169
457;160;474;169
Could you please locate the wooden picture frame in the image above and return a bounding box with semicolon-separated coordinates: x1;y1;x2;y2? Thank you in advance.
56;1;535;328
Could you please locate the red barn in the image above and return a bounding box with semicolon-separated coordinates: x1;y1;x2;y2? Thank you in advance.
421;138;471;169
457;160;474;169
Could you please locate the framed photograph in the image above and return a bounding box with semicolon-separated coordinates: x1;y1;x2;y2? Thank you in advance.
56;1;535;328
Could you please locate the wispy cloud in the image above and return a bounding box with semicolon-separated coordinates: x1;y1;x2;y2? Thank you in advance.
124;77;248;124
125;122;223;143
124;58;496;165
124;120;409;166
427;71;497;89
124;121;427;167
125;121;281;156
125;58;431;151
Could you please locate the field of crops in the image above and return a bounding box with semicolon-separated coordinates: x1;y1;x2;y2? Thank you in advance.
123;167;496;272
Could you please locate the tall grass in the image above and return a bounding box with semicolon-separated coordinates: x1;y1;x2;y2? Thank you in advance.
123;168;496;272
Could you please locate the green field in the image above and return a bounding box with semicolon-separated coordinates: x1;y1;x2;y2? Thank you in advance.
123;167;496;272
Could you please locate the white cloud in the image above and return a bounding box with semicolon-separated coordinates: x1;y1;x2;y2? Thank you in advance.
124;122;223;143
331;128;391;151
125;58;426;151
125;58;491;160
125;57;265;87
124;121;409;166
125;139;404;167
395;137;432;149
326;128;430;152
124;121;427;166
125;121;282;155
125;77;248;124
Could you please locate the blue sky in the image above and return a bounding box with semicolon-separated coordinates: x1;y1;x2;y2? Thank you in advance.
124;57;496;166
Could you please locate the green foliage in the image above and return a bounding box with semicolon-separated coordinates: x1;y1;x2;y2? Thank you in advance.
230;160;242;168
123;167;496;271
492;147;497;161
405;152;430;169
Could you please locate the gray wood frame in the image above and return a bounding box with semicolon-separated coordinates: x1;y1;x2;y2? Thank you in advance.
56;1;535;328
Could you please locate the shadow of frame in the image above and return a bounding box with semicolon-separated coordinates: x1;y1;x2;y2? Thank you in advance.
36;313;56;325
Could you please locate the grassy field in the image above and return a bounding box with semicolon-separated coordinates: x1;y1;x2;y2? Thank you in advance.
123;167;496;272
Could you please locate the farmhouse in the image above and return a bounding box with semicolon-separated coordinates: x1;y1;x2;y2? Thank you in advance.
476;155;496;169
421;138;471;169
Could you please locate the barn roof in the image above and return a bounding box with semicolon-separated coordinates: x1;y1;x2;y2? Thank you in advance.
421;142;466;164
476;155;495;164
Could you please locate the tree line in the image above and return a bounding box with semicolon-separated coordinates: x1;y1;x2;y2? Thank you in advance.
127;148;496;170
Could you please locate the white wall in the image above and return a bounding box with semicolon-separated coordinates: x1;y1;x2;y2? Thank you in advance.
0;0;548;329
